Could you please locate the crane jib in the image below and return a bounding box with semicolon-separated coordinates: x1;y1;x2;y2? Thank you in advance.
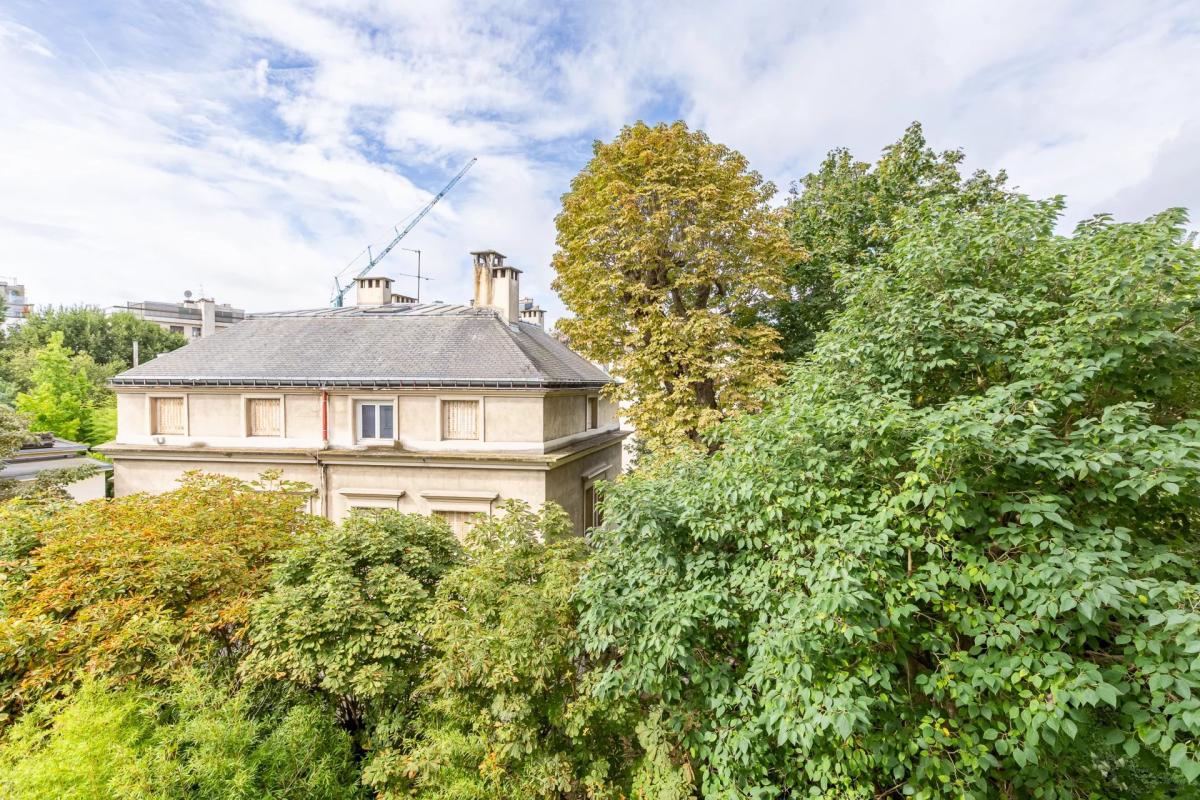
331;157;478;307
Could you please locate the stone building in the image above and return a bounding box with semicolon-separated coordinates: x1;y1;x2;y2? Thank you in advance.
121;292;246;339
100;251;625;534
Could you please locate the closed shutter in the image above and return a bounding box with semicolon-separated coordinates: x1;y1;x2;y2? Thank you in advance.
442;400;479;440
433;510;480;539
247;398;281;436
152;397;185;434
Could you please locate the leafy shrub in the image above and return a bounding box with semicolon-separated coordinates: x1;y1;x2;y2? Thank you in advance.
401;501;642;799
0;671;363;800
0;681;149;799
578;198;1200;797
243;509;462;795
0;472;320;718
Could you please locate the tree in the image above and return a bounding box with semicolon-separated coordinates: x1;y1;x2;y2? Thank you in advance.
0;471;320;718
552;121;794;451
14;332;92;440
577;196;1200;796
402;501;643;799
243;510;462;796
4;307;185;371
0;405;26;461
0;673;365;800
779;122;1008;359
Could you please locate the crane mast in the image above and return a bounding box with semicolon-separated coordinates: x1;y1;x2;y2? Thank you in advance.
332;157;477;307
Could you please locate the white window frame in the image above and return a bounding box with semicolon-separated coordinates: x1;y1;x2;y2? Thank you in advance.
353;396;397;444
438;395;484;442
146;393;189;437
242;394;286;438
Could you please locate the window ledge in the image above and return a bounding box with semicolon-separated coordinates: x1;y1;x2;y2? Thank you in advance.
339;487;407;499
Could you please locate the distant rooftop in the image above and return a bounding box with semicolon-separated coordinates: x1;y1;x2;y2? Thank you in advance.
1;435;111;482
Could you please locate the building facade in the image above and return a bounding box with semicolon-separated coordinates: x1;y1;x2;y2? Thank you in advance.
1;278;32;330
101;251;625;534
121;293;246;339
1;434;111;501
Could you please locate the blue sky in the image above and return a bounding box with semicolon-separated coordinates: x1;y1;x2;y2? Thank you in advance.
2;0;1198;320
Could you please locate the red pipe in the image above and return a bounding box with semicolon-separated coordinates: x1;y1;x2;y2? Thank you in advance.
320;389;329;446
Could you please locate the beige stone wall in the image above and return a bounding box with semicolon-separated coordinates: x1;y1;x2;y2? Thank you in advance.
285;394;321;438
188;393;242;437
545;441;623;534
66;471;108;502
118;388;552;450
397;394;437;440
484;396;542;442
116;392;146;437
109;451;552;526
325;460;546;522
111;456;323;510
544;394;586;441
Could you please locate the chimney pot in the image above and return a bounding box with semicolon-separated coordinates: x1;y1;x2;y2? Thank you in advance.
469;249;521;325
199;298;216;337
354;275;394;307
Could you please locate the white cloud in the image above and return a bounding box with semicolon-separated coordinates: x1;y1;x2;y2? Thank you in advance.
1;0;1197;325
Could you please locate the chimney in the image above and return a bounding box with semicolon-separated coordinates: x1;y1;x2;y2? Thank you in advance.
199;298;216;337
354;275;394;307
470;250;520;325
519;296;545;328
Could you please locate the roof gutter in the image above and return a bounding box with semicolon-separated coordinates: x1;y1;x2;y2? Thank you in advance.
109;377;611;390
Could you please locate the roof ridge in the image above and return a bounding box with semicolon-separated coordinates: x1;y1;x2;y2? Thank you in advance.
488;311;555;383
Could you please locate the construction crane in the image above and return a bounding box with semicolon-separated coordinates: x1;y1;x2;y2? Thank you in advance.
331;157;477;307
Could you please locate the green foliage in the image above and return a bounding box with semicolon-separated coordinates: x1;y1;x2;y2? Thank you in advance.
14;332;93;440
780;122;1008;359
0;472;320;718
244;510;462;794
0;672;364;800
0;307;183;437
132;669;364;800
4;307;185;373
403;501;639;799
0;680;149;799
578;196;1200;797
81;398;118;446
552;121;795;450
0;405;27;460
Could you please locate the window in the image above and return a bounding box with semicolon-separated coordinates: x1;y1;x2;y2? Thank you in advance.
357;401;394;441
151;397;185;435
191;326;201;338
433;509;481;538
442;399;479;440
587;396;599;430
583;483;602;530
169;325;184;334
247;398;281;436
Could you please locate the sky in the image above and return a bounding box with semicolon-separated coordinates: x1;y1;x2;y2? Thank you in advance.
1;0;1198;322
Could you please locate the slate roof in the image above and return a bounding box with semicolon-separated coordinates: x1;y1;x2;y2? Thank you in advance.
111;304;612;389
